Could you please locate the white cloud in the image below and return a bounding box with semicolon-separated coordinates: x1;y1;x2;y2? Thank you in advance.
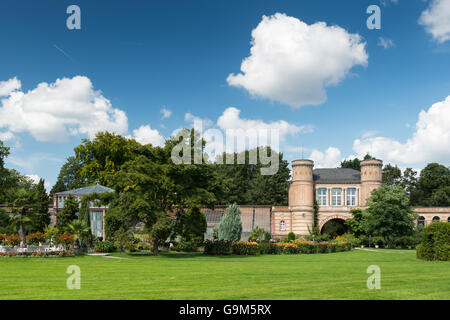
227;13;368;108
131;125;165;147
377;37;395;49
309;147;342;168
419;0;450;43
185;112;214;130
0;131;14;141
0;78;21;97
161;107;172;119
25;174;52;190
0;76;128;142
217;107;312;141
25;174;40;184
353;95;450;164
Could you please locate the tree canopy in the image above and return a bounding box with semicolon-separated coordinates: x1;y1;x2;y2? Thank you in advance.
366;185;417;245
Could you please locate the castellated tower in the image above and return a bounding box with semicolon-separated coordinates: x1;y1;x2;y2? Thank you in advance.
360;159;383;206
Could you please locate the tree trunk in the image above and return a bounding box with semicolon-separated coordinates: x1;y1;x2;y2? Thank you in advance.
154;241;159;255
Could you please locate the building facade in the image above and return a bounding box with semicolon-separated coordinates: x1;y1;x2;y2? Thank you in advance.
270;159;450;238
53;184;113;240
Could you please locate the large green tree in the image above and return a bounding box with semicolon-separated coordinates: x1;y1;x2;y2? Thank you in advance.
8;188;34;236
215;147;290;205
57;195;79;231
50;156;86;196
366;185;417;246
345;208;368;238
414;163;450;206
74;132;148;186
149;213;173;254
180;205;207;245
340;154;374;171
382;164;402;186
31;178;50;232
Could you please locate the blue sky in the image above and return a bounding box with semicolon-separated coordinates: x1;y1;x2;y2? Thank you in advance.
1;0;450;188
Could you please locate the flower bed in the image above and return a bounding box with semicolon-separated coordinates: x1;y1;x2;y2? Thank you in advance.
0;250;74;257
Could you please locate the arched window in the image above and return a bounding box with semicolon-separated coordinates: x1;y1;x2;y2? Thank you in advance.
280;220;286;231
418;216;425;227
432;216;440;223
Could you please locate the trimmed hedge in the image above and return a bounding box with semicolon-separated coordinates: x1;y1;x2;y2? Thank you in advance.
205;240;352;255
417;222;449;261
231;241;259;255
204;239;232;255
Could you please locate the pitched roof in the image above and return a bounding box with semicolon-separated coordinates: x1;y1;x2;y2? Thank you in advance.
313;168;361;184
56;184;114;195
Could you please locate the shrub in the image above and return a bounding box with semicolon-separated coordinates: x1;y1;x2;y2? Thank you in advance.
334;234;360;247
248;227;265;242
94;240;116;253
203;239;232;255
27;232;46;245
6;234;21;247
258;243;282;255
0;233;6;245
417;222;449;261
231;241;259;255
287;232;295;242
280;242;300;254
176;241;197;252
359;235;369;247
372;236;385;248
54;234;74;247
263;232;271;242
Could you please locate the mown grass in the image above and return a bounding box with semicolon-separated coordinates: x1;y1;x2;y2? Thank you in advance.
0;249;448;300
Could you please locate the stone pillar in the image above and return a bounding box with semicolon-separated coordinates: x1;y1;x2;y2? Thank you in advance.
102;208;106;241
53;194;58;225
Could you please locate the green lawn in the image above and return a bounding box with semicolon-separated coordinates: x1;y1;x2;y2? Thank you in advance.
0;249;448;300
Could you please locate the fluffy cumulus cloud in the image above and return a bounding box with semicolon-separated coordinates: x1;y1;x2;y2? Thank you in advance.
0;78;21;97
217;107;311;141
131;125;165;147
353;95;450;164
309;147;342;168
227;13;368;108
419;0;450;43
0;76;128;142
